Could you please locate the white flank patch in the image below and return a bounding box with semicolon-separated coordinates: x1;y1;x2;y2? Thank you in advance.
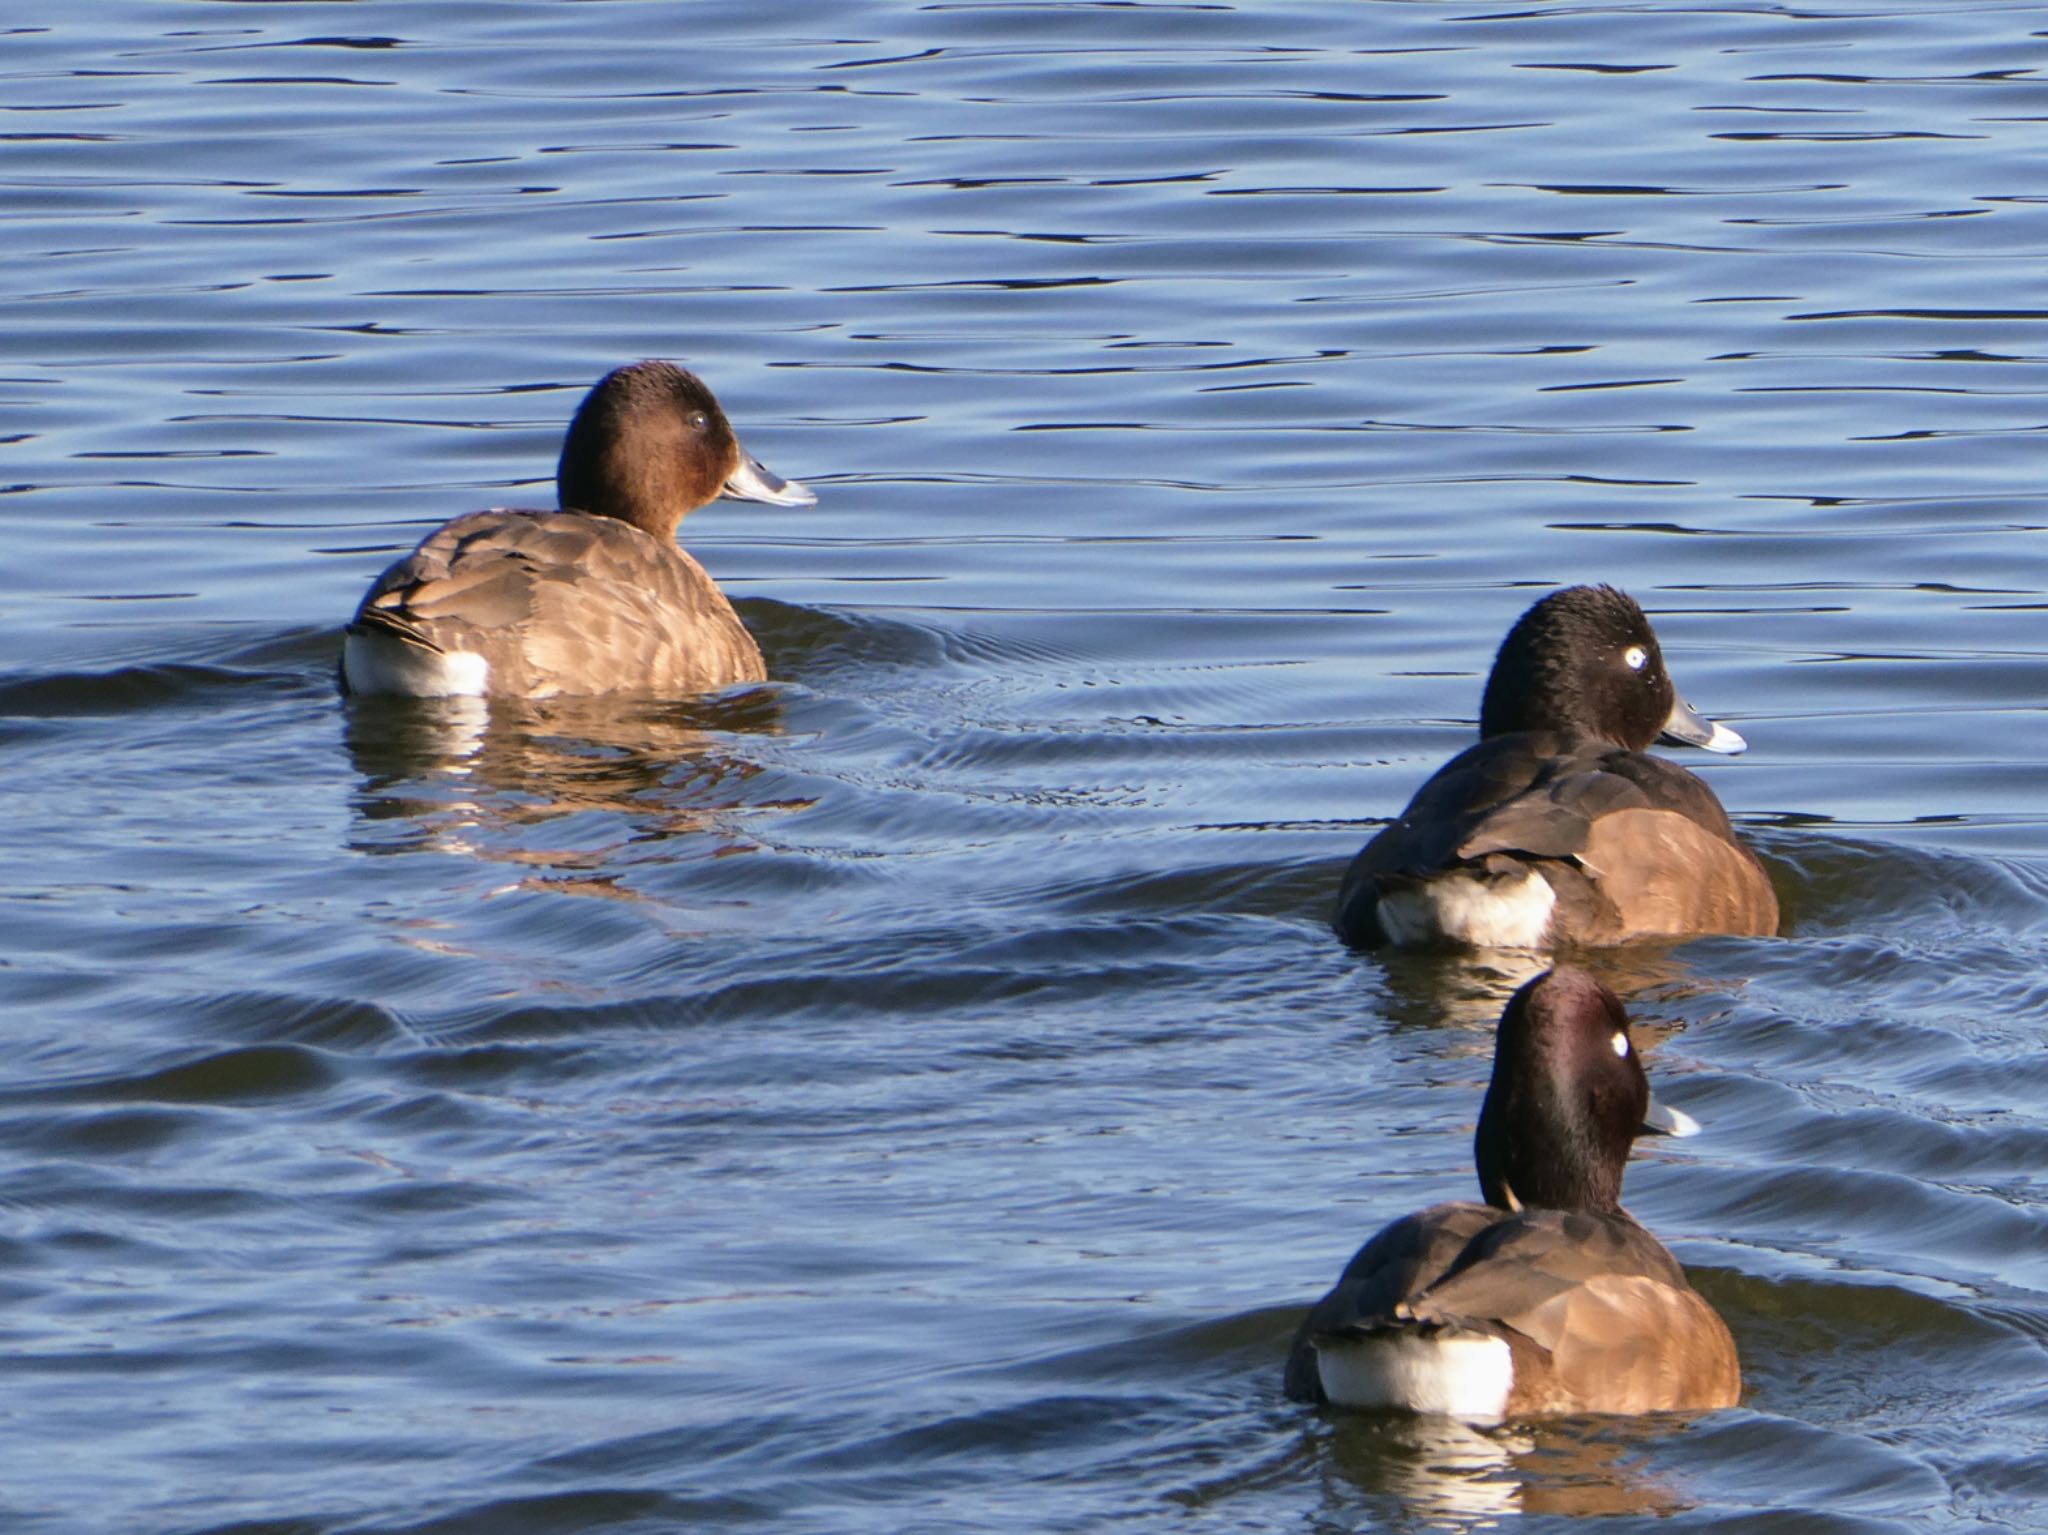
1378;866;1556;949
345;633;491;698
1317;1330;1514;1423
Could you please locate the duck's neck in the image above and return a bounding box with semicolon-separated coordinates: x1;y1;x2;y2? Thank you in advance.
557;446;689;542
1475;1099;1627;1212
1473;1040;1634;1213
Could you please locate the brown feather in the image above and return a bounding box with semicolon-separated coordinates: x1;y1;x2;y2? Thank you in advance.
342;361;808;700
1286;970;1741;1419
1568;806;1778;942
349;510;763;697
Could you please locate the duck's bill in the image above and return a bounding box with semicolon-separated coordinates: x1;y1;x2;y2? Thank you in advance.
722;451;817;508
1641;1093;1702;1138
1658;691;1747;755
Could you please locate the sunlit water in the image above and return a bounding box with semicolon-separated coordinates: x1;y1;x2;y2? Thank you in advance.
5;3;2047;1531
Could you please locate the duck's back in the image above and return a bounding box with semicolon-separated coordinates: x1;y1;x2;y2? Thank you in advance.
1288;1203;1740;1418
1411;1208;1739;1416
1337;732;1777;947
344;510;765;699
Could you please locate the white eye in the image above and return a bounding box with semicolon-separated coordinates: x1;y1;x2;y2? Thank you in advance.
1611;1031;1630;1058
1623;645;1648;671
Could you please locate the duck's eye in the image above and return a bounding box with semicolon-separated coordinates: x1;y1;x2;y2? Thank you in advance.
1611;1031;1630;1059
1623;645;1649;672
689;411;709;432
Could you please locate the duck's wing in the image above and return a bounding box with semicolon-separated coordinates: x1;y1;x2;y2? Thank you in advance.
1407;1210;1740;1415
1454;762;1647;862
1335;734;1617;942
1336;735;1564;909
1430;748;1776;941
352;512;559;646
1284;1201;1503;1403
1376;740;1738;868
1457;750;1775;939
1594;749;1744;838
349;511;764;697
1336;736;1777;945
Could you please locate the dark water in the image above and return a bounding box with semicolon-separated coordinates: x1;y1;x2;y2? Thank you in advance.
6;2;2048;1530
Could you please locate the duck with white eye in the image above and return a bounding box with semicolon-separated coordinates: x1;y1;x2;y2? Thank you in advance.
1623;640;1744;753
1284;966;1736;1421
342;360;815;701
1336;584;1776;949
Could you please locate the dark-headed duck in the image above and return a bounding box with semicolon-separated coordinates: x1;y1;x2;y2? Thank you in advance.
342;360;814;699
1336;584;1777;948
1284;966;1740;1420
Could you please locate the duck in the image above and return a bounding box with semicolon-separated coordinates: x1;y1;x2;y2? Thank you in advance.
1335;584;1777;948
1284;966;1740;1420
341;360;815;699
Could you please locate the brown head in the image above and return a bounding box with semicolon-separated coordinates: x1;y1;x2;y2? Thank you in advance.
555;360;813;541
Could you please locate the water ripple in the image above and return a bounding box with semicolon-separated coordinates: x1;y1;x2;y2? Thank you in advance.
5;2;2048;1532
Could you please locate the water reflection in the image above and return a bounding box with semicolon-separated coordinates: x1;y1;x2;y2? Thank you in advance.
342;688;802;885
1315;1411;1690;1527
1364;942;1712;1040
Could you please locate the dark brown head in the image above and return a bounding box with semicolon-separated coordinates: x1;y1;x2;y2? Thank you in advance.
555;361;813;540
1473;967;1697;1213
1477;585;1744;755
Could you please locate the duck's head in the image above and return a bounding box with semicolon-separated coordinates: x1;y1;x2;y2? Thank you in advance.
556;360;815;539
1477;584;1745;754
1472;966;1699;1213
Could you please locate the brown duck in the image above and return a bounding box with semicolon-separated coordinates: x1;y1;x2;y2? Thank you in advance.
1336;584;1777;948
343;360;813;699
1285;967;1741;1419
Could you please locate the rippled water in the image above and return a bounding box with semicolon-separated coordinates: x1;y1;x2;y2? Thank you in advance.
6;3;2048;1531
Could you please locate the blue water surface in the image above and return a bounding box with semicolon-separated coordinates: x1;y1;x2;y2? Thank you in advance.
4;3;2047;1531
